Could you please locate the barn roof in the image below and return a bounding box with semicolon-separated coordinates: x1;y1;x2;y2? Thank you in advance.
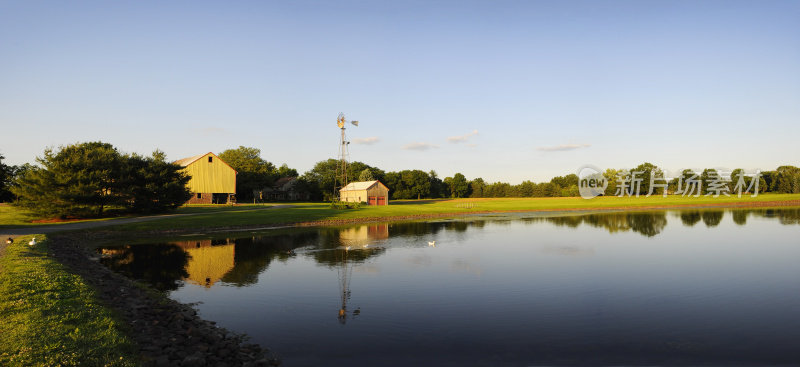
340;180;389;191
173;152;237;173
174;153;208;167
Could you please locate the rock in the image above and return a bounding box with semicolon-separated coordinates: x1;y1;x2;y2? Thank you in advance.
181;354;206;367
154;356;170;367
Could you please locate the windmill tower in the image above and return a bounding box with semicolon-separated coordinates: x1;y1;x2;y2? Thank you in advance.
334;113;359;200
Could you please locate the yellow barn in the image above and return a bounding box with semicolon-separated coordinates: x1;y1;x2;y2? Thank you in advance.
339;180;390;205
174;152;237;204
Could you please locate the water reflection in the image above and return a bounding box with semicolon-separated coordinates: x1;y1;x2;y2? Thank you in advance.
96;207;800;366
99;208;800;292
100;244;189;291
542;211;668;237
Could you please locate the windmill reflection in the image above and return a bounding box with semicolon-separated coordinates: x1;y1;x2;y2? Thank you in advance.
335;224;389;324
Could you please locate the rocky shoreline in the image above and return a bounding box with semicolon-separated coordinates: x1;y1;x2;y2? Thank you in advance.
49;234;281;367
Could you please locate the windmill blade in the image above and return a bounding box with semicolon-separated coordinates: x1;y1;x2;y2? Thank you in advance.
351;120;359;127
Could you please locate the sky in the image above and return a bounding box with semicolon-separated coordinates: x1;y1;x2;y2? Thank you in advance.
1;0;798;183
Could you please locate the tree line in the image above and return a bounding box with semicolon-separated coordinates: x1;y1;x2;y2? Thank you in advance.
297;160;800;200
2;142;800;219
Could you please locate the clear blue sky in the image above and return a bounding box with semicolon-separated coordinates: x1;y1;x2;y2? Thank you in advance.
1;0;798;183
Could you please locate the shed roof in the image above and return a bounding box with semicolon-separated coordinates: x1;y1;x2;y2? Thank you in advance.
340;180;389;192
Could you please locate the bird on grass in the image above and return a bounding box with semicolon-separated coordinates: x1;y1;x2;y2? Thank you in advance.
6;237;13;245
428;241;436;247
28;237;36;246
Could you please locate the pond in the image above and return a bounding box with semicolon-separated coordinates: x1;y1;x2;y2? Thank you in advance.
97;208;800;366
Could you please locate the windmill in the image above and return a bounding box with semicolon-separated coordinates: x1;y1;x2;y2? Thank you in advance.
334;113;360;200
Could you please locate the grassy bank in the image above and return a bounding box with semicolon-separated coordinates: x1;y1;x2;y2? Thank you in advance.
104;194;800;232
0;235;139;366
0;205;116;230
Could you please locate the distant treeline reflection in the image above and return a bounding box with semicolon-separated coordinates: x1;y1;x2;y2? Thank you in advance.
98;208;800;290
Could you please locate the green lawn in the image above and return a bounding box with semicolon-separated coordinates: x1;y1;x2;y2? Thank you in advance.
0;205;116;230
0;235;139;366
102;193;800;232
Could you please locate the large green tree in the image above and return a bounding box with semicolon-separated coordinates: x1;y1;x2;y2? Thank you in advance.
383;170;430;199
13;142;122;217
775;165;800;193
446;173;470;198
120;151;192;213
219;146;278;201
429;170;447;198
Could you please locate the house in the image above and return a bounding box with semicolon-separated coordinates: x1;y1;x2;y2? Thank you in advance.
255;177;310;202
174;152;237;204
339;180;390;205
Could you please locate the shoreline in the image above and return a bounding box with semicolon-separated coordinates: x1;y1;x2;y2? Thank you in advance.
48;234;281;367
87;199;800;239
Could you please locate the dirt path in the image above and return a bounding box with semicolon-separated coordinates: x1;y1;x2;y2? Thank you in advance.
0;205;293;238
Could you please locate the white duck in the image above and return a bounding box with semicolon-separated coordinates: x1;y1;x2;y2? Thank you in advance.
28;237;36;246
5;237;12;245
428;240;436;247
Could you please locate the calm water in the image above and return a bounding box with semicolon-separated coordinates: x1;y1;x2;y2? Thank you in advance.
98;209;800;366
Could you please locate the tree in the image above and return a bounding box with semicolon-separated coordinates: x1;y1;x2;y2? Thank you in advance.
219;146;277;201
604;168;619;196
12;142;190;218
775;166;800;193
383;170;430;199
0;154;15;202
120;151;192;213
13;142;122;217
447;173;470;198
469;178;485;198
302;159;338;201
631;162;663;196
277;163;298;178
404;170;431;199
358;168;375;181
348;161;385;184
429;170;447;198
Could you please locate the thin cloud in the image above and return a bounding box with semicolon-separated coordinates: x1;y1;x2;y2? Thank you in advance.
447;129;479;143
403;142;439;151
537;143;591;152
352;137;380;145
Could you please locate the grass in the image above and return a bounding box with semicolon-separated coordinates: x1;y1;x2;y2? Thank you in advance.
0;235;139;367
101;193;800;232
0;205;117;230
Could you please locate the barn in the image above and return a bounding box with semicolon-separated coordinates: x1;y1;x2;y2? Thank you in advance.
339;180;390;205
174;152;237;204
